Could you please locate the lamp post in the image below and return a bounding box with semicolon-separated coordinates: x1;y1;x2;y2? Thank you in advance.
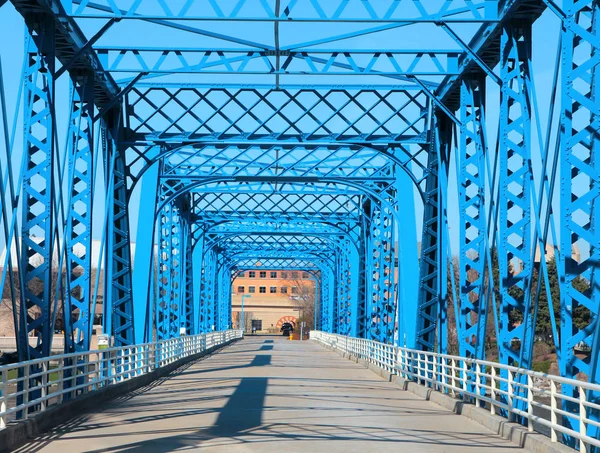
241;294;251;332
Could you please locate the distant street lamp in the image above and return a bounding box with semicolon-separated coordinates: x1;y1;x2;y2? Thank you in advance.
241;294;251;332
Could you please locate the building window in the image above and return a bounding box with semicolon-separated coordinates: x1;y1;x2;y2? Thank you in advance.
270;286;277;293
291;271;298;278
238;272;245;277
302;272;309;278
291;286;298;294
249;286;256;293
249;271;256;278
259;286;266;293
259;271;266;278
252;319;262;331
281;286;288;294
237;286;245;293
281;272;288;279
270;271;277;278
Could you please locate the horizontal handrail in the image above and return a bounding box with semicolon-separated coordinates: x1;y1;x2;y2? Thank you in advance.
310;331;600;453
0;330;243;429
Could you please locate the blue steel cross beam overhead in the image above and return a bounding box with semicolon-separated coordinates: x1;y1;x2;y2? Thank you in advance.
124;87;429;144
68;0;499;22
95;47;463;78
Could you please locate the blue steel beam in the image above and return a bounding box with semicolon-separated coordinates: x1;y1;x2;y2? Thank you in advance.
436;0;546;111
156;193;183;340
199;248;217;332
125;87;429;144
364;196;396;343
457;77;488;360
559;0;600;441
415;114;451;352
497;22;534;371
182;217;195;335
105;125;136;347
11;0;120;108
68;0;498;22
161;144;399;182
18;21;56;361
95;47;461;78
64;75;94;353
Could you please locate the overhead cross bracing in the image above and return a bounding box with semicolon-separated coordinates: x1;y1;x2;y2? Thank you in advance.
0;0;599;449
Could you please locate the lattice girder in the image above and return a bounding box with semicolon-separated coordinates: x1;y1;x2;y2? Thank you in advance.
19;30;56;361
64;76;95;354
457;77;488;360
67;0;498;22
126;87;428;144
559;0;600;441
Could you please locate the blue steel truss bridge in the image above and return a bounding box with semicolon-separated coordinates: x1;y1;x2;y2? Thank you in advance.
0;0;599;451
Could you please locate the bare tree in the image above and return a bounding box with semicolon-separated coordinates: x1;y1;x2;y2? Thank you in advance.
233;310;255;332
284;272;317;330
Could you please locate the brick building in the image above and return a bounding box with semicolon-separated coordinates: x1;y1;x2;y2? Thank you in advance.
231;270;315;333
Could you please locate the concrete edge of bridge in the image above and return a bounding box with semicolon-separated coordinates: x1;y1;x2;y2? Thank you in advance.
318;342;574;453
0;338;241;453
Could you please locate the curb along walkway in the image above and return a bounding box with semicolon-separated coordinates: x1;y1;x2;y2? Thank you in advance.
16;337;520;452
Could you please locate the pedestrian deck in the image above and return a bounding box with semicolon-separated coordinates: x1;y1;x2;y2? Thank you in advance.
16;337;520;452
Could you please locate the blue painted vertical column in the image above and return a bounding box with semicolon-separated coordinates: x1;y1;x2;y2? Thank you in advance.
105;120;135;347
356;221;368;338
337;245;352;335
321;267;335;333
416;115;450;352
363;200;376;340
216;259;231;330
201;248;218;331
560;0;600;443
181;208;195;335
192;225;206;333
396;161;419;348
457;77;488;360
156;191;185;340
498;23;534;370
132;150;160;344
348;241;360;337
19;23;56;361
64;76;94;353
332;252;342;334
368;200;396;344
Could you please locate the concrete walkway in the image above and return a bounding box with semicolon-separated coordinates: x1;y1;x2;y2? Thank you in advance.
17;337;520;452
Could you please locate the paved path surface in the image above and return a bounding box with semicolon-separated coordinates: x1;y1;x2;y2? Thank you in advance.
17;337;520;452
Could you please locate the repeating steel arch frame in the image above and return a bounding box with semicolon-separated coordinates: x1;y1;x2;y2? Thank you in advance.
1;0;598;443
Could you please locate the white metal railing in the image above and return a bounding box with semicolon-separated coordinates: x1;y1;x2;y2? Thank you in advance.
311;331;600;453
0;330;242;429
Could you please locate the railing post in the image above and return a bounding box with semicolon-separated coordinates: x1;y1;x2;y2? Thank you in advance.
437;355;442;392
579;385;587;453
41;361;48;411
83;354;90;393
490;366;497;416
23;365;30;420
450;358;456;397
475;363;481;407
462;360;468;400
1;370;7;429
507;370;514;422
527;374;534;432
441;356;447;393
550;380;557;442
